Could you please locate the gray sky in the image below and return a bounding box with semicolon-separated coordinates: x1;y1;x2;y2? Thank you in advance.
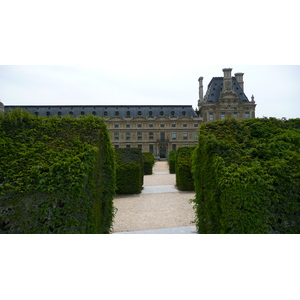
1;1;299;121
1;65;299;119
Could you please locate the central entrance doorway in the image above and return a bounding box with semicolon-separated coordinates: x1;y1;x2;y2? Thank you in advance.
159;145;167;159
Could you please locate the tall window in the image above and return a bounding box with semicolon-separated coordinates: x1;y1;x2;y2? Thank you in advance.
114;123;119;128
194;131;198;140
172;123;176;127
209;112;214;121
172;132;177;140
183;123;187;127
149;123;153;128
114;132;119;141
233;112;238;119
160;123;165;128
126;132;131;140
149;145;154;153
126;123;130;128
138;131;142;140
245;112;250;119
221;112;225;120
149;132;154;140
183;131;188;140
137;123;142;128
172;144;176;151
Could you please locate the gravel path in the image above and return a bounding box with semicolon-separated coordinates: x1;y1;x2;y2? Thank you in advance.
112;161;196;233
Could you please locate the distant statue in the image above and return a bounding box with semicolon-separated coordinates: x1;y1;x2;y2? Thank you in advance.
251;95;255;102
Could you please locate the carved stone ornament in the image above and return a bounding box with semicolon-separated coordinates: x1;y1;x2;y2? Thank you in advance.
225;81;231;90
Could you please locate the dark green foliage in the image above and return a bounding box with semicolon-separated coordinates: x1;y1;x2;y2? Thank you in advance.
192;117;300;234
176;147;195;191
115;148;144;194
168;150;177;174
142;152;155;175
0;108;116;234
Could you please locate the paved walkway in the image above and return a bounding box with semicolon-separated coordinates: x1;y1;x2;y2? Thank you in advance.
112;161;197;234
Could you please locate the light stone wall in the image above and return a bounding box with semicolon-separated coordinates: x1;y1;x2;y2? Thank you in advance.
106;116;201;157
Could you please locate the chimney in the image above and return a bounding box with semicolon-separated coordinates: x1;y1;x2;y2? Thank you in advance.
234;72;244;91
198;77;204;106
222;68;233;91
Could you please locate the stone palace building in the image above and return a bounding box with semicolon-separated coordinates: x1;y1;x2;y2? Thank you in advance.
1;68;256;159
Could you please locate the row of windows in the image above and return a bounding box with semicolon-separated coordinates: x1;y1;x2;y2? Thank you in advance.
43;110;190;117
113;123;199;128
114;144;188;152
113;110;188;117
33;110;191;117
114;131;198;141
209;112;250;121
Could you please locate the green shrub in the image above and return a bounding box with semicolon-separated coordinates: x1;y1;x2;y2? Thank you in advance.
115;148;144;194
142;152;155;175
192;117;300;234
176;147;195;191
0;109;116;234
168;150;177;174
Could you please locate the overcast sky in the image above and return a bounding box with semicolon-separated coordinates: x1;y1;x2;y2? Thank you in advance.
1;65;299;119
1;1;299;120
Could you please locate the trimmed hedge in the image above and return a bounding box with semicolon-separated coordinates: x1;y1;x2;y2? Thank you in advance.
192;117;300;234
168;150;177;174
142;152;155;175
115;148;144;194
0;109;116;234
176;147;195;191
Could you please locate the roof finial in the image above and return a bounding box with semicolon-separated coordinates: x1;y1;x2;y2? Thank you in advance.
251;95;255;102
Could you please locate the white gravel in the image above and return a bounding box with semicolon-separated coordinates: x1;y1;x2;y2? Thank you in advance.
112;161;196;233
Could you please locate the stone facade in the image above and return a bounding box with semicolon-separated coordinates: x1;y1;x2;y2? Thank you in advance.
198;68;256;122
3;68;255;159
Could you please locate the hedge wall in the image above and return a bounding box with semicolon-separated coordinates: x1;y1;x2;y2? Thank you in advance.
115;148;144;194
0;109;116;234
142;152;155;175
168;150;177;174
192;117;300;234
176;147;195;191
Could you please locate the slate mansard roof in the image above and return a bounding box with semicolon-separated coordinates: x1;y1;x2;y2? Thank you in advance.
4;105;199;118
204;77;249;103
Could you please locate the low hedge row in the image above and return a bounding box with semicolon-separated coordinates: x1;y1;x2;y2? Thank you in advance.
0;109;116;234
142;152;155;175
176;147;195;191
192;117;300;234
115;148;144;194
168;150;177;174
